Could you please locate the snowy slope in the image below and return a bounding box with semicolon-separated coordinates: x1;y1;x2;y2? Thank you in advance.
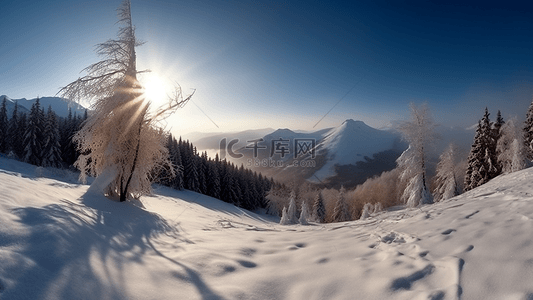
0;95;87;118
311;119;402;181
1;156;533;299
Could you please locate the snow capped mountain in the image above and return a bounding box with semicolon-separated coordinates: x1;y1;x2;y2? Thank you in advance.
0;95;87;118
0;95;30;117
312;119;402;181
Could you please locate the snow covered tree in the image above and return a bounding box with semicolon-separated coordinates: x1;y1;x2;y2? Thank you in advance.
464;121;484;191
397;103;436;207
41;106;63;168
0;98;8;153
61;109;82;166
166;136;185;190
279;207;290;225
433;143;459;201
360;203;373;220
332;186;350;222
299;201;310;225
23;98;45;166
198;152;208;194
207;154;221;198
185;146;200;192
492;110;504;175
464;108;499;191
59;0;192;202
494;110;504;139
497;117;527;174
523;98;533;160
312;191;326;223
280;190;298;225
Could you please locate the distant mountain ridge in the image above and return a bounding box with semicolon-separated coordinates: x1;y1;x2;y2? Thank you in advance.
193;120;404;188
0;95;87;118
192;119;475;189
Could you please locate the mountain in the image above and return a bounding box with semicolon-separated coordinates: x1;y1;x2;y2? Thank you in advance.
0;95;87;118
225;120;403;188
311;119;403;182
0;95;30;117
1;155;533;299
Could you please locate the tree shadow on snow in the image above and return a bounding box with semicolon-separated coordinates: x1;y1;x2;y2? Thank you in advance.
4;191;223;300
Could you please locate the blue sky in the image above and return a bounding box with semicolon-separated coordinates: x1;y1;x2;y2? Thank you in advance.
1;0;533;136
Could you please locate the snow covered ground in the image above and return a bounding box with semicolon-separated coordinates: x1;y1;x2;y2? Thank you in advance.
1;157;533;300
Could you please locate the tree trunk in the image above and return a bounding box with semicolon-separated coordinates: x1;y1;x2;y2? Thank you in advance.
119;107;145;202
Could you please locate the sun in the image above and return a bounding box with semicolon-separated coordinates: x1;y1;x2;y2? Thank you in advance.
142;73;168;107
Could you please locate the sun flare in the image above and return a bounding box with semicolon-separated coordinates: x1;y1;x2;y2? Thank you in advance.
142;73;168;107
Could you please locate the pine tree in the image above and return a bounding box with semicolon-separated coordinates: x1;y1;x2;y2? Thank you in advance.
481;108;499;181
0;98;8;153
523;98;533;160
313;191;326;223
433;143;459;201
465;108;500;191
494;110;505;139
23;98;45;166
465;121;481;191
13;112;26;159
60;108;77;166
168;136;184;190
224;166;240;206
185;147;199;192
207;154;221;198
490;109;504;176
42;106;63;168
197;152;208;194
8;103;20;157
232;164;243;207
332;186;350;222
